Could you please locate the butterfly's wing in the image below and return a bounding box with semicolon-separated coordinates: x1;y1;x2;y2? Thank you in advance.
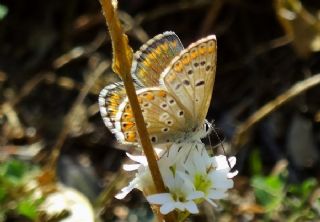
99;32;183;144
99;34;216;145
160;35;217;130
132;31;184;87
114;87;194;145
99;82;128;134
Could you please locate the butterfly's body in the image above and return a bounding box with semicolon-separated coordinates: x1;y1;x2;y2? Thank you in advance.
99;31;217;146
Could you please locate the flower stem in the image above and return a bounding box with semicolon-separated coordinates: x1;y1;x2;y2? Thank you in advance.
98;0;175;221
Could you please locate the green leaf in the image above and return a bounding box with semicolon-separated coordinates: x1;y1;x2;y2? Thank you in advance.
251;175;284;212
288;178;317;201
0;186;6;202
0;211;5;222
2;160;29;185
249;148;263;175
17;198;38;220
0;4;8;20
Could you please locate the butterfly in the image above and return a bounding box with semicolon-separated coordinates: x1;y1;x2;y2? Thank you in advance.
99;31;217;145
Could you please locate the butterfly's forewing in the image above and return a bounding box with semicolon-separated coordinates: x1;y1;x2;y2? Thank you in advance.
115;88;193;144
132;31;184;87
160;35;217;130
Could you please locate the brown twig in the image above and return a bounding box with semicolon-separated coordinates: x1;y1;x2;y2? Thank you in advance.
231;73;320;153
53;32;106;69
47;61;109;171
199;0;224;36
98;0;175;221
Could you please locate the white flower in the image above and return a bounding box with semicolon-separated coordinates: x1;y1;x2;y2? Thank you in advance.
146;167;204;215
115;144;194;200
115;152;153;199
179;144;238;207
115;140;238;216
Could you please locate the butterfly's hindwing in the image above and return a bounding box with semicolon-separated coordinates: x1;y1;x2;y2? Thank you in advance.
99;82;127;133
114;88;193;144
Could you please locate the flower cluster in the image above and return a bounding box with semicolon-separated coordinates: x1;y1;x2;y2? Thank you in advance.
116;140;237;215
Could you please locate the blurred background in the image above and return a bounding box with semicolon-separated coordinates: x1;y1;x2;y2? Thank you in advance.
0;0;320;221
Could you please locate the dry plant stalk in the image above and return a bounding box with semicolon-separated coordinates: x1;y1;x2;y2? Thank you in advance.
99;0;175;221
39;61;109;186
232;73;320;152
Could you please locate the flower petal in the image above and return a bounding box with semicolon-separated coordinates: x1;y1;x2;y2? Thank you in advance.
184;201;199;214
160;202;175;214
123;164;140;171
147;193;173;204
204;197;218;207
208;189;227;199
126;153;148;165
175;202;186;211
114;178;139;199
187;191;204;200
228;170;238;178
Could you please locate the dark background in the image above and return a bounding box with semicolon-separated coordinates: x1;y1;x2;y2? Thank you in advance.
1;0;320;221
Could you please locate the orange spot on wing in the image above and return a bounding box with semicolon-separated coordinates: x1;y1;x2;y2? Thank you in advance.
142;92;155;101
199;44;206;54
208;43;215;53
122;121;135;131
158;91;167;97
125;132;137;142
182;54;190;65
190;49;198;59
174;61;183;72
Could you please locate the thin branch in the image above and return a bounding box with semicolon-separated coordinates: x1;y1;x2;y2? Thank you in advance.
231;73;320;152
199;0;224;36
47;61;109;172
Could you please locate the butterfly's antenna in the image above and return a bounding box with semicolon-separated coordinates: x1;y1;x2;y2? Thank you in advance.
211;120;232;169
207;127;214;156
183;144;195;164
